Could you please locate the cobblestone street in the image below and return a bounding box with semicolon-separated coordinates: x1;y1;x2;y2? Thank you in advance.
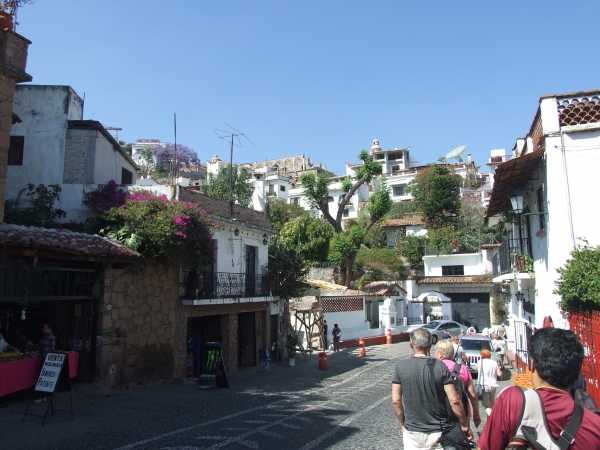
2;342;512;450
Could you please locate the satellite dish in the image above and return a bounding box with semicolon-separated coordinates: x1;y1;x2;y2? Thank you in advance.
445;145;467;160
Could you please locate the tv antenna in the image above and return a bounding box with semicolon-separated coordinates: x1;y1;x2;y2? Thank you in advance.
213;124;256;217
442;144;467;163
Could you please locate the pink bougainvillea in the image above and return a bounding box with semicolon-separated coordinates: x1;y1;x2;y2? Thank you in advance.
100;189;217;268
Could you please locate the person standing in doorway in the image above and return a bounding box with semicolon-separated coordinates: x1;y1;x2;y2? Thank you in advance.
321;319;328;350
332;324;342;352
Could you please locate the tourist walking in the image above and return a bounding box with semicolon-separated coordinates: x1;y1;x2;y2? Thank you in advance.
491;334;507;367
477;327;600;450
332;324;341;352
391;328;472;450
475;349;502;416
321;319;328;350
434;339;481;429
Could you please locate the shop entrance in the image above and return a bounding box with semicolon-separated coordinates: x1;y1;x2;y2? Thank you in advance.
238;312;259;366
187;315;222;377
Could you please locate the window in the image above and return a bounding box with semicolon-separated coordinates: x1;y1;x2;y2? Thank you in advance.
388;153;402;161
392;185;405;196
290;197;299;205
536;186;545;230
268;185;275;195
338;195;345;204
121;168;133;185
442;265;464;276
343;208;350;218
280;185;285;192
391;165;400;172
8;136;24;165
376;154;385;160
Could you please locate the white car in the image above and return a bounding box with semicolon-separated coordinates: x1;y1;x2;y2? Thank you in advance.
418;320;468;344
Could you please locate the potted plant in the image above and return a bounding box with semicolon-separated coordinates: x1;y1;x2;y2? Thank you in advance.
285;334;299;367
0;1;35;31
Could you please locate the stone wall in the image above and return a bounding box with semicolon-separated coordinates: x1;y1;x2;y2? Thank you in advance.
0;30;31;221
98;261;180;389
308;267;337;284
98;260;275;388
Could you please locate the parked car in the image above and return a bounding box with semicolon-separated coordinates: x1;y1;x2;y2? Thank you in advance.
418;320;468;344
460;334;498;374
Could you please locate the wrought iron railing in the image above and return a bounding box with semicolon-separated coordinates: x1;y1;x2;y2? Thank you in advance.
493;238;532;277
180;271;277;299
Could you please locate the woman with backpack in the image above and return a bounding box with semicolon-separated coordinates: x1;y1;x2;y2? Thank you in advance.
475;349;503;415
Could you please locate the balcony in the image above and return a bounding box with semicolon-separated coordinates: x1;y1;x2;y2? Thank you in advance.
180;271;278;304
492;238;532;278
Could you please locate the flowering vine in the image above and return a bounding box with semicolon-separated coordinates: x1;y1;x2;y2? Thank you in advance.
100;190;217;268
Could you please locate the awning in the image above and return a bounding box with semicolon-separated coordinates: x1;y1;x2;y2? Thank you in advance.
485;150;545;218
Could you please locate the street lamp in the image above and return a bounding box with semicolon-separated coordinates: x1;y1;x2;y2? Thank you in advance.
500;290;511;302
262;234;268;245
515;291;525;303
509;190;524;214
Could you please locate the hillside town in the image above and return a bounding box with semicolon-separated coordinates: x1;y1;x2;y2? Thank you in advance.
1;2;600;449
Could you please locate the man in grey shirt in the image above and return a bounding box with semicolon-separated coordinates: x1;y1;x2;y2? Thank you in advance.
392;328;472;449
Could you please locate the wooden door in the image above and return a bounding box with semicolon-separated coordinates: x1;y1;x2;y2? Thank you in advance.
238;312;255;366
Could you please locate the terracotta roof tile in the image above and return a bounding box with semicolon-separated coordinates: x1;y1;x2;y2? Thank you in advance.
0;223;140;260
362;281;407;295
480;243;502;249
382;218;424;227
417;276;492;285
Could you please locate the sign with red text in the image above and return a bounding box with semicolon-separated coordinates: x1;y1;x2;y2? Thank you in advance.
35;352;66;393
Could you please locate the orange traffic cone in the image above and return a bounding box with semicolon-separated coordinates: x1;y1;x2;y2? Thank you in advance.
358;337;367;357
386;328;393;345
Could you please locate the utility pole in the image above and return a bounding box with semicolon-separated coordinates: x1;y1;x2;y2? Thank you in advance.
214;124;256;218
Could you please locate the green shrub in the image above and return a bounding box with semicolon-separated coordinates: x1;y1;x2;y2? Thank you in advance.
554;241;600;310
355;247;404;279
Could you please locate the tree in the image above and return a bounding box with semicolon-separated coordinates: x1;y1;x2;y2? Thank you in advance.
388;200;420;219
300;150;383;233
300;152;391;287
199;165;254;207
554;240;600;311
266;239;309;300
135;146;157;179
407;165;462;229
153;143;199;177
396;233;428;270
280;215;334;263
4;183;66;228
264;199;306;232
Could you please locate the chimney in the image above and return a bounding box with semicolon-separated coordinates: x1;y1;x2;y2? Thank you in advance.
467;153;472;163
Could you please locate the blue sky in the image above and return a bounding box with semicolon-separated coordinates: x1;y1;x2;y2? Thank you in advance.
16;0;600;175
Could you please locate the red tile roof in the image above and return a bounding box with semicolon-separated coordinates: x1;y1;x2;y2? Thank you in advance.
417;276;492;285
480;243;502;250
0;223;140;260
362;281;407;295
382;218;424;227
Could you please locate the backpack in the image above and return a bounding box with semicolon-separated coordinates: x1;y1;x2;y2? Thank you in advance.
506;388;583;450
573;388;600;416
448;362;469;423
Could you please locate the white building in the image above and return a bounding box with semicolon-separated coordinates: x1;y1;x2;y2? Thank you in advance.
6;85;139;222
130;139;165;165
486;89;600;330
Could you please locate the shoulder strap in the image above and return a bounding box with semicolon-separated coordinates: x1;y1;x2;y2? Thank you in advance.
519;390;584;450
556;404;584;450
452;362;462;376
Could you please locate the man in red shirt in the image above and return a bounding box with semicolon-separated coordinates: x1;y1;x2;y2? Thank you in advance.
477;328;600;450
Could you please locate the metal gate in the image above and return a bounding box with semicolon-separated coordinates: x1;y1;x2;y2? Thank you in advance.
513;319;534;373
448;293;491;330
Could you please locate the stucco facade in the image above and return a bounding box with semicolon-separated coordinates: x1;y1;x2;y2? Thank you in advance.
6;85;138;223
